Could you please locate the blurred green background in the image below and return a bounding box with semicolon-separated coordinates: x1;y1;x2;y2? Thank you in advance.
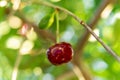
0;0;120;80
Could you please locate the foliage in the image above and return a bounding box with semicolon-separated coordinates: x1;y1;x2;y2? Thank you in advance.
0;0;120;80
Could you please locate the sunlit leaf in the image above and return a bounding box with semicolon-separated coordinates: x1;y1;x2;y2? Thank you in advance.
46;12;55;29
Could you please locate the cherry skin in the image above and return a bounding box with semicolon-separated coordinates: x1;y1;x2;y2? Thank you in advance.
47;42;73;65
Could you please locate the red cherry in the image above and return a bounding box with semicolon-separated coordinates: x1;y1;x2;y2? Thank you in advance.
47;42;73;65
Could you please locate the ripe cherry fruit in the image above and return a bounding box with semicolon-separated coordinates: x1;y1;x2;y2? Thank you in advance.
47;42;73;65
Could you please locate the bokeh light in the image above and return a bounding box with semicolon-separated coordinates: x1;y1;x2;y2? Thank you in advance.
6;36;23;49
8;16;22;29
0;0;7;7
89;29;99;42
92;59;108;72
19;40;34;55
61;27;75;42
26;28;37;41
0;21;11;38
43;73;54;80
33;67;42;76
101;4;113;19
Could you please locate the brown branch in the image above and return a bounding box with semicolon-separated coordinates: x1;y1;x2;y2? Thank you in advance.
75;0;110;55
81;21;120;61
74;0;115;57
72;0;117;80
72;0;111;79
72;59;92;80
72;0;112;79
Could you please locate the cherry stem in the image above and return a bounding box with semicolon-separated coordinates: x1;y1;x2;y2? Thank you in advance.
55;9;60;43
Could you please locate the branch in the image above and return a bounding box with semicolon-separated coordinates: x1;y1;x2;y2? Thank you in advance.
72;0;113;80
31;0;120;62
56;64;86;80
72;64;85;80
56;71;75;80
74;0;111;56
81;21;120;61
11;53;22;80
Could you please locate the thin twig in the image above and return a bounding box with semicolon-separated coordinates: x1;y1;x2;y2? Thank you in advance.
81;21;120;62
31;0;120;62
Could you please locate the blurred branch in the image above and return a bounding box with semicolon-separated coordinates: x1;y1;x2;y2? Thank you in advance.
72;65;85;80
11;53;22;80
56;62;89;80
56;64;85;80
72;60;91;80
73;0;114;79
73;1;118;79
11;1;22;79
74;0;111;56
56;71;75;80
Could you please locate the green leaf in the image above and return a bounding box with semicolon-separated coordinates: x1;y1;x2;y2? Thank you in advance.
39;12;55;29
46;12;55;29
39;15;50;29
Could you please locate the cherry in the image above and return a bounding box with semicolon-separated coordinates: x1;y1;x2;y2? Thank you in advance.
47;42;73;65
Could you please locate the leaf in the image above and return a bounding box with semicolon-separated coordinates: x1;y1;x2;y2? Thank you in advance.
46;12;55;29
39;12;55;29
39;15;51;29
